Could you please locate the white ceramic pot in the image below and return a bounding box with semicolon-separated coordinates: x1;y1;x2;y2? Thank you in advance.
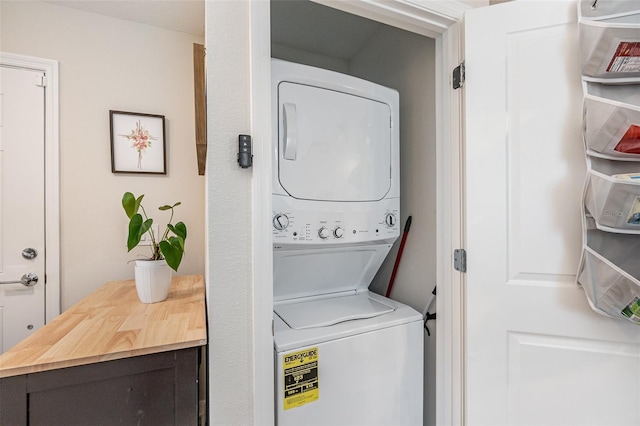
134;259;173;303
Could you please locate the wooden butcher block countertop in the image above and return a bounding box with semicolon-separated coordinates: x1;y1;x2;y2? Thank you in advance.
0;274;207;378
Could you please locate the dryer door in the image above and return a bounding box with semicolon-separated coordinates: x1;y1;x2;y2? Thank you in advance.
277;82;392;202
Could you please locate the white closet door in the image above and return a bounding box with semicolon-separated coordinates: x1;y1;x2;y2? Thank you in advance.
464;1;640;425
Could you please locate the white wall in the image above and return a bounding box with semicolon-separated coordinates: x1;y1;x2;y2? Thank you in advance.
272;43;349;74
0;1;205;309
205;1;257;424
349;26;438;426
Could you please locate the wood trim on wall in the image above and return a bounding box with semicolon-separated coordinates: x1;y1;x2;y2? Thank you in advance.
194;43;207;176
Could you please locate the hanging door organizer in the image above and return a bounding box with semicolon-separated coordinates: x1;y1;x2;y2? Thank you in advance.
577;0;640;324
579;2;640;83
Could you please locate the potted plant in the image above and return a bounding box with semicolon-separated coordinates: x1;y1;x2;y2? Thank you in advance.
122;192;188;303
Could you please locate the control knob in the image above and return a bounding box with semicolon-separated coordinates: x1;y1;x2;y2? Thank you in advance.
273;214;289;230
333;227;344;238
318;227;330;239
385;213;397;227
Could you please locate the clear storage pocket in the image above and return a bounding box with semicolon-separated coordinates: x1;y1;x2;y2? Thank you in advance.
579;15;640;82
580;0;640;21
579;247;640;322
577;220;640;323
585;169;640;233
584;93;640;159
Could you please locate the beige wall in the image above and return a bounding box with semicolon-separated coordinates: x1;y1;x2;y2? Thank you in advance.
1;1;205;309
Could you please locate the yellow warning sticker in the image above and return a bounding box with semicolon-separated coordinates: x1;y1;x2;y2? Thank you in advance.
283;347;319;410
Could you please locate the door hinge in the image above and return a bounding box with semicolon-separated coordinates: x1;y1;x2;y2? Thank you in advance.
454;249;467;272
36;75;47;87
452;62;465;90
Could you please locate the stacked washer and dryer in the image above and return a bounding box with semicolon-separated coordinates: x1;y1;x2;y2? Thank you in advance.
271;59;423;425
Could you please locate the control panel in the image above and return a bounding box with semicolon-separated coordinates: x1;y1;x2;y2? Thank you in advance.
272;196;399;247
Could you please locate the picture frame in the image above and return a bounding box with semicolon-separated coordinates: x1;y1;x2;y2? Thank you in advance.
110;110;166;174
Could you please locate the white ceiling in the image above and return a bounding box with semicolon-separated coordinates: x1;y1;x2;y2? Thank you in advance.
46;0;205;36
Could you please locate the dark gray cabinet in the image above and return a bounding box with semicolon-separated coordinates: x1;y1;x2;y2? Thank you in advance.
0;348;200;426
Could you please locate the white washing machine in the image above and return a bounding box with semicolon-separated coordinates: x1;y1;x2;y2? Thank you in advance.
272;59;423;425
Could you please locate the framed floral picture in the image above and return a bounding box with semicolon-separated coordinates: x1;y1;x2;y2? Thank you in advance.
110;110;166;174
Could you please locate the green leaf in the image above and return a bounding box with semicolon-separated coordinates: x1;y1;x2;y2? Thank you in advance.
159;238;183;272
127;214;153;251
176;221;187;239
168;222;187;240
127;214;142;251
159;201;181;211
122;192;135;218
139;219;153;239
122;192;143;218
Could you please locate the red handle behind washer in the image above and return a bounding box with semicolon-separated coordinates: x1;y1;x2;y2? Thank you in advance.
385;216;412;298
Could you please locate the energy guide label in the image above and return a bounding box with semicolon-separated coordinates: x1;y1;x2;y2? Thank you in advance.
283;347;319;410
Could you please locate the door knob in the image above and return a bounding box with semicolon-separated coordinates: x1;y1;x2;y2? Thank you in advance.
21;273;38;287
22;248;38;259
0;273;38;287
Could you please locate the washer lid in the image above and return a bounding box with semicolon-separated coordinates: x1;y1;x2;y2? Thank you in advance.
275;293;395;330
277;81;392;202
273;291;422;353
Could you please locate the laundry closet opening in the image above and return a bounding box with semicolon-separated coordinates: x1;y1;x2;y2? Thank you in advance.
270;1;438;424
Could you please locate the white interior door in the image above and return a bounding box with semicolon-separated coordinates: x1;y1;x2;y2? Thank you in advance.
464;1;640;425
0;65;46;353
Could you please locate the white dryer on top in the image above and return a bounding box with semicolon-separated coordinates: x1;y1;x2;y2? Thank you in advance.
272;59;400;203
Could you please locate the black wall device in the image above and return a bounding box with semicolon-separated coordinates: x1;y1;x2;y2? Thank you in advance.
238;134;253;168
